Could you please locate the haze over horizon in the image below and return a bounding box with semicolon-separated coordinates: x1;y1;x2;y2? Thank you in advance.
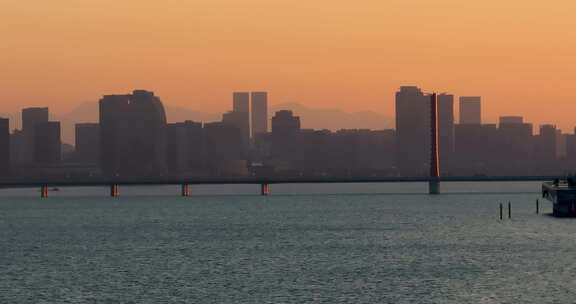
2;0;576;131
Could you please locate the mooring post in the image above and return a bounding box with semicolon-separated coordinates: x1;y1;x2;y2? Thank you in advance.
536;199;539;214
508;201;511;219
110;184;119;197
40;185;48;198
261;183;270;196
181;184;190;197
500;203;503;220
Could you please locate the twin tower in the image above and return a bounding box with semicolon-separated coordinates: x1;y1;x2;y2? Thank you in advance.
230;92;268;141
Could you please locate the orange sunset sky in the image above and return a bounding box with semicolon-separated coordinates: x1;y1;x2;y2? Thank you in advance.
2;0;576;131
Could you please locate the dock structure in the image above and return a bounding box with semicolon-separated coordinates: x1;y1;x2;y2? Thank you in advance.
429;93;441;195
542;180;576;217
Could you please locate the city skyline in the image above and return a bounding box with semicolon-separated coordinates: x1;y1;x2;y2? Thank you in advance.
2;86;576;180
3;1;576;131
2;87;575;134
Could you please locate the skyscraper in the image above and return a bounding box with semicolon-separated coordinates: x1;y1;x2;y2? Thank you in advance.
99;90;167;177
75;123;100;164
232;92;250;147
233;92;250;113
204;121;247;175
251;92;268;138
0;118;10;176
454;123;498;175
533;124;558;174
395;86;430;176
271;110;301;163
166;122;189;176
565;128;576;169
183;121;204;172
166;121;205;176
438;94;454;172
496;116;533;175
22;107;49;163
459;96;481;124
34;121;61;164
222;110;249;152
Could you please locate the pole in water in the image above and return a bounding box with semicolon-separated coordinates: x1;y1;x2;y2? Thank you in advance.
536;199;539;214
41;185;48;198
110;184;119;197
508;201;511;219
500;203;503;220
261;183;270;196
181;184;191;197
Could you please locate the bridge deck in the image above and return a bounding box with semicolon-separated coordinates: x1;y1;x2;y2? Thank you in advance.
0;176;559;189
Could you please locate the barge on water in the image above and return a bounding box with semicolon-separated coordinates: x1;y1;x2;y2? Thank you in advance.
542;179;576;217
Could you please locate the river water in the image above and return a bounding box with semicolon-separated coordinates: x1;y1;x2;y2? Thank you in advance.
0;182;574;303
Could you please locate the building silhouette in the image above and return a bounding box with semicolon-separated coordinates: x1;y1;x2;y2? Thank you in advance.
21;107;49;163
297;129;396;175
438;93;454;172
182;121;204;173
271;110;301;167
99;90;167;177
232;92;250;148
454;123;498;175
0;118;9;176
9;86;576;179
251;92;268;138
9;130;25;166
34;121;61;164
166;122;189;176
204;122;247;176
565;128;576;169
459;96;481;124
166;121;206;177
495;116;533;175
533;124;558;174
395;86;430;176
75;123;100;164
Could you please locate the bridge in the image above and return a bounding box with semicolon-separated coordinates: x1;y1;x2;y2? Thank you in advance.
0;175;559;198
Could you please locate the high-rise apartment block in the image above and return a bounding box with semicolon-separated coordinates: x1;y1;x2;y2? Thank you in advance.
22;107;49;163
75;123;100;164
251;92;268;138
34;121;61;164
459;96;481;124
99;90;167;177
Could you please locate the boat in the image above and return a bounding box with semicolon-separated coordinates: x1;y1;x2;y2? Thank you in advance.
542;178;576;217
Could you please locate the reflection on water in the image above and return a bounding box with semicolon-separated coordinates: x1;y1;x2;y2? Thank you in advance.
0;182;570;303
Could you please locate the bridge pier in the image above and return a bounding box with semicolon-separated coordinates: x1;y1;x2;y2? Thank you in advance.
261;183;271;196
40;185;48;198
181;184;191;197
110;184;119;197
429;178;440;195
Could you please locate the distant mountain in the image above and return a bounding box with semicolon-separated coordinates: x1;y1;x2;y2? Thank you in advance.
270;102;391;131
